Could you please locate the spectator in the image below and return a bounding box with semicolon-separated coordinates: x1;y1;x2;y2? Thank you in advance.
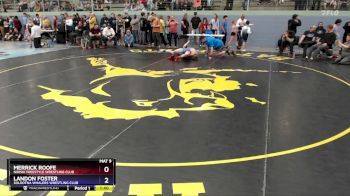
147;0;154;10
53;16;58;31
152;15;161;47
109;13;117;32
95;1;104;11
236;14;246;49
299;25;317;58
18;0;28;12
89;24;101;49
140;12;148;45
42;16;51;29
116;14;125;45
191;12;201;43
131;14;140;44
65;14;74;35
22;13;28;31
3;29;13;41
159;15;167;47
324;0;337;10
240;20;252;51
29;0;35;12
333;19;342;40
12;28;23;41
8;16;14;30
13;16;22;32
210;14;220;34
34;1;42;12
227;20;238;49
81;30;89;49
24;17;33;41
124;12;132;31
69;21;84;45
306;24;337;60
124;0;131;11
101;23;116;48
181;13;190;40
3;18;10;35
295;0;304;10
316;22;326;39
334;34;350;65
137;0;146;11
147;13;153;45
31;21;42;48
168;16;178;47
311;0;321;10
100;14;109;28
0;16;4;37
33;13;40;25
73;13;80;29
221;15;228;45
343;20;350;43
288;14;301;34
278;30;296;56
200;17;209;34
89;13;97;30
124;29;134;47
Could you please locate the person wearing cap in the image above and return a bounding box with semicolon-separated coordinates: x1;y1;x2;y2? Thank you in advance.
102;23;116;48
288;14;301;34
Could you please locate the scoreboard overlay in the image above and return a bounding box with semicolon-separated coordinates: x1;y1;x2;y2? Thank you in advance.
7;158;115;191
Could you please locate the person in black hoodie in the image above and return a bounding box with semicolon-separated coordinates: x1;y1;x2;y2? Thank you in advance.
288;14;301;34
306;24;337;60
343;20;350;43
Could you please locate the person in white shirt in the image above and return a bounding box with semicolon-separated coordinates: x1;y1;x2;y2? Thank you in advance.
101;24;116;48
236;14;247;50
236;14;247;27
210;14;220;34
31;21;42;48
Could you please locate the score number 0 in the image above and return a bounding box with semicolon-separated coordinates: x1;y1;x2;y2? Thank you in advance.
104;166;110;184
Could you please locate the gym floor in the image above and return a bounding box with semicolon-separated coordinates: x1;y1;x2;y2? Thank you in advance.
0;47;349;196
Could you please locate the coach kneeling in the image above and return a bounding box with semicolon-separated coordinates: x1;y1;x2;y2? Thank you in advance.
101;24;116;48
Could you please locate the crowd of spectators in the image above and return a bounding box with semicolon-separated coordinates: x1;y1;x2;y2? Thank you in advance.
0;0;347;13
277;14;350;64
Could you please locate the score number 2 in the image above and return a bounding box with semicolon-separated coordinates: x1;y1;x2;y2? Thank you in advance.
103;166;110;184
